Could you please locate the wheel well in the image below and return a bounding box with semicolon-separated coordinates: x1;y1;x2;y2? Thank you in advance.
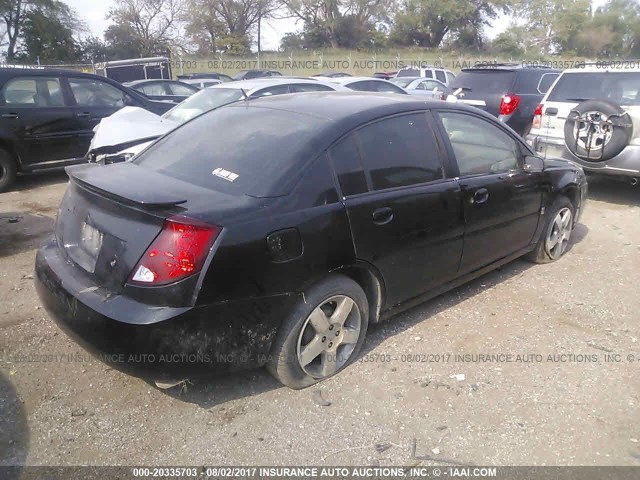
0;139;20;171
558;186;580;214
332;265;384;324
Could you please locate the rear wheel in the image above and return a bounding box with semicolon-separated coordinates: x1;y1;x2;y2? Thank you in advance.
267;274;369;389
0;149;17;193
526;197;574;264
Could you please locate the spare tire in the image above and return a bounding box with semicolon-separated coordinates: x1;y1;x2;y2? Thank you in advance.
564;99;632;162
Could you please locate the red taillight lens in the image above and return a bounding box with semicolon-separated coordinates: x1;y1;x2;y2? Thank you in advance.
532;103;543;129
499;93;521;115
129;216;221;286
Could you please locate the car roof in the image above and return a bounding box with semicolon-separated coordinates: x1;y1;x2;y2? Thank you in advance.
227;91;474;123
322;76;394;84
125;79;184;85
562;64;640;74
461;65;560;73
206;77;342;91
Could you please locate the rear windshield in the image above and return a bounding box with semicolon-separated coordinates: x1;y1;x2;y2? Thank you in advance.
547;72;640;105
451;71;515;93
397;68;419;77
391;78;416;88
162;88;243;123
134;105;326;197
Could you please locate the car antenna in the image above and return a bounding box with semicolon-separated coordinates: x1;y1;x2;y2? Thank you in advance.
240;88;249;100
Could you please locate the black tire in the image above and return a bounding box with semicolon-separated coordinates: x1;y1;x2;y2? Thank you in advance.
526;196;575;264
267;274;369;389
0;149;17;193
564;99;632;162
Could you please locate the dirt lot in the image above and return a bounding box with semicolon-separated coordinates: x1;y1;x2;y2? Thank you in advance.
1;172;640;467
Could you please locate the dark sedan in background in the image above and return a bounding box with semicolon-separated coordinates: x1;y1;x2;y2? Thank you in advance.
0;68;174;192
124;79;200;103
35;93;587;390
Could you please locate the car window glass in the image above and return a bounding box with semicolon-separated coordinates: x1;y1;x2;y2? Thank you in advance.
439;112;520;176
70;78;126;107
422;81;441;91
446;72;456;84
435;70;446;83
537;73;558;93
347;81;372;92
423;70;433;78
252;85;291;97
416;82;426;90
397;68;419;77
330;134;368;196
169;83;198;95
2;77;65;107
140;83;167;96
374;81;405;93
292;83;334;92
356;113;443;190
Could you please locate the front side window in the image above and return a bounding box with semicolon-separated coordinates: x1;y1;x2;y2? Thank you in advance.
139;83;167;96
169;83;199;96
292;83;334;92
438;112;520;176
69;78;126;107
252;85;291;97
356;113;443;191
2;77;65;107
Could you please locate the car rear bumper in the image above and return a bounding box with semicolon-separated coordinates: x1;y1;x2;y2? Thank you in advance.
35;237;295;380
527;134;640;177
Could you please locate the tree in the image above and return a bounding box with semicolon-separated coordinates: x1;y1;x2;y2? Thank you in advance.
107;0;186;57
183;0;279;55
389;0;508;49
15;0;85;63
0;0;37;60
282;0;389;49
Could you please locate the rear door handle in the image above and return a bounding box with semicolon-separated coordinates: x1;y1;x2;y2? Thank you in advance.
1;113;18;119
372;207;393;225
77;112;92;118
471;188;489;204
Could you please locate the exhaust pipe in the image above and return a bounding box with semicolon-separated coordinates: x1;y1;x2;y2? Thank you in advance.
630;177;639;186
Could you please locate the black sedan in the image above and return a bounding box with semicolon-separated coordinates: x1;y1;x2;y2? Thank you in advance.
124;79;200;103
35;93;588;389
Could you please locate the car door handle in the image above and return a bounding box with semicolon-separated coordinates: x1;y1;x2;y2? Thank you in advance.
1;113;18;119
471;188;489;204
372;207;394;225
76;112;92;118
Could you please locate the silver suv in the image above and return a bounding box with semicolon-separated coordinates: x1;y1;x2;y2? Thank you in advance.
526;64;640;185
395;66;456;86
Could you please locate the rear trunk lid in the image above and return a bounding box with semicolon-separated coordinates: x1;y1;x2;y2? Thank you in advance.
450;70;516;116
56;163;264;294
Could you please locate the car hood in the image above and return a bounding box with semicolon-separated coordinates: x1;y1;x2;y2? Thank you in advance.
89;107;178;154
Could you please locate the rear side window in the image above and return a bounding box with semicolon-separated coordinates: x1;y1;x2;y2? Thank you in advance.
451;71;515;94
134;105;328;198
547;72;640;105
346;81;374;92
537;73;559;94
356;113;443;191
292;83;334;92
252;85;290;97
446;72;456;84
2;77;65;106
330;135;368;196
139;83;166;96
435;70;446;83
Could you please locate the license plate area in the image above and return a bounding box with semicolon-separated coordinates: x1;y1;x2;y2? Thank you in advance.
66;220;103;274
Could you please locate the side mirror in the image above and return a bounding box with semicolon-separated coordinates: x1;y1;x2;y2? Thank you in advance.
524;155;544;173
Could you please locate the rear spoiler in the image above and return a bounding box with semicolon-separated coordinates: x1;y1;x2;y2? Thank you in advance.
66;163;187;208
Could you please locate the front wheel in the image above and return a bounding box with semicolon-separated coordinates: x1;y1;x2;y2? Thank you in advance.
0;149;17;193
526;197;575;264
267;274;369;389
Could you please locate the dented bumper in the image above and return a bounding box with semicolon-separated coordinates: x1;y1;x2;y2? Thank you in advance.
35;237;296;380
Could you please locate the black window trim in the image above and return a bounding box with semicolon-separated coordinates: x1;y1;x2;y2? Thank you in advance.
327;110;450;199
432;108;533;179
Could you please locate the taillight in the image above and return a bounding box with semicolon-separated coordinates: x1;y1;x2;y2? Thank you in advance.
532;103;543;129
499;93;521;115
129;216;221;286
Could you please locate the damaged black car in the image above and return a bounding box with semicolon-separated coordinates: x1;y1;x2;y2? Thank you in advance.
35;92;587;389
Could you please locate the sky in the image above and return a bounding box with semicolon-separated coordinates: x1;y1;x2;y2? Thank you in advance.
63;0;610;53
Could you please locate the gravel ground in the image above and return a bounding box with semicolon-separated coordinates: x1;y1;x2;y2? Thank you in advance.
1;172;639;467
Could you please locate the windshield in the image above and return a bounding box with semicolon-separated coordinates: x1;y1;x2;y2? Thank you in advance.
135;105;327;197
451;71;515;93
161;88;244;123
547;72;640;105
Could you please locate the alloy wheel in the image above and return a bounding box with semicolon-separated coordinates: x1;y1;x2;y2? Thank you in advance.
545;207;573;260
296;295;362;379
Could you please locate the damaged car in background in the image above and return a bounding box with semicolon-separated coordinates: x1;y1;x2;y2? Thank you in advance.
87;78;349;164
36;93;587;389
